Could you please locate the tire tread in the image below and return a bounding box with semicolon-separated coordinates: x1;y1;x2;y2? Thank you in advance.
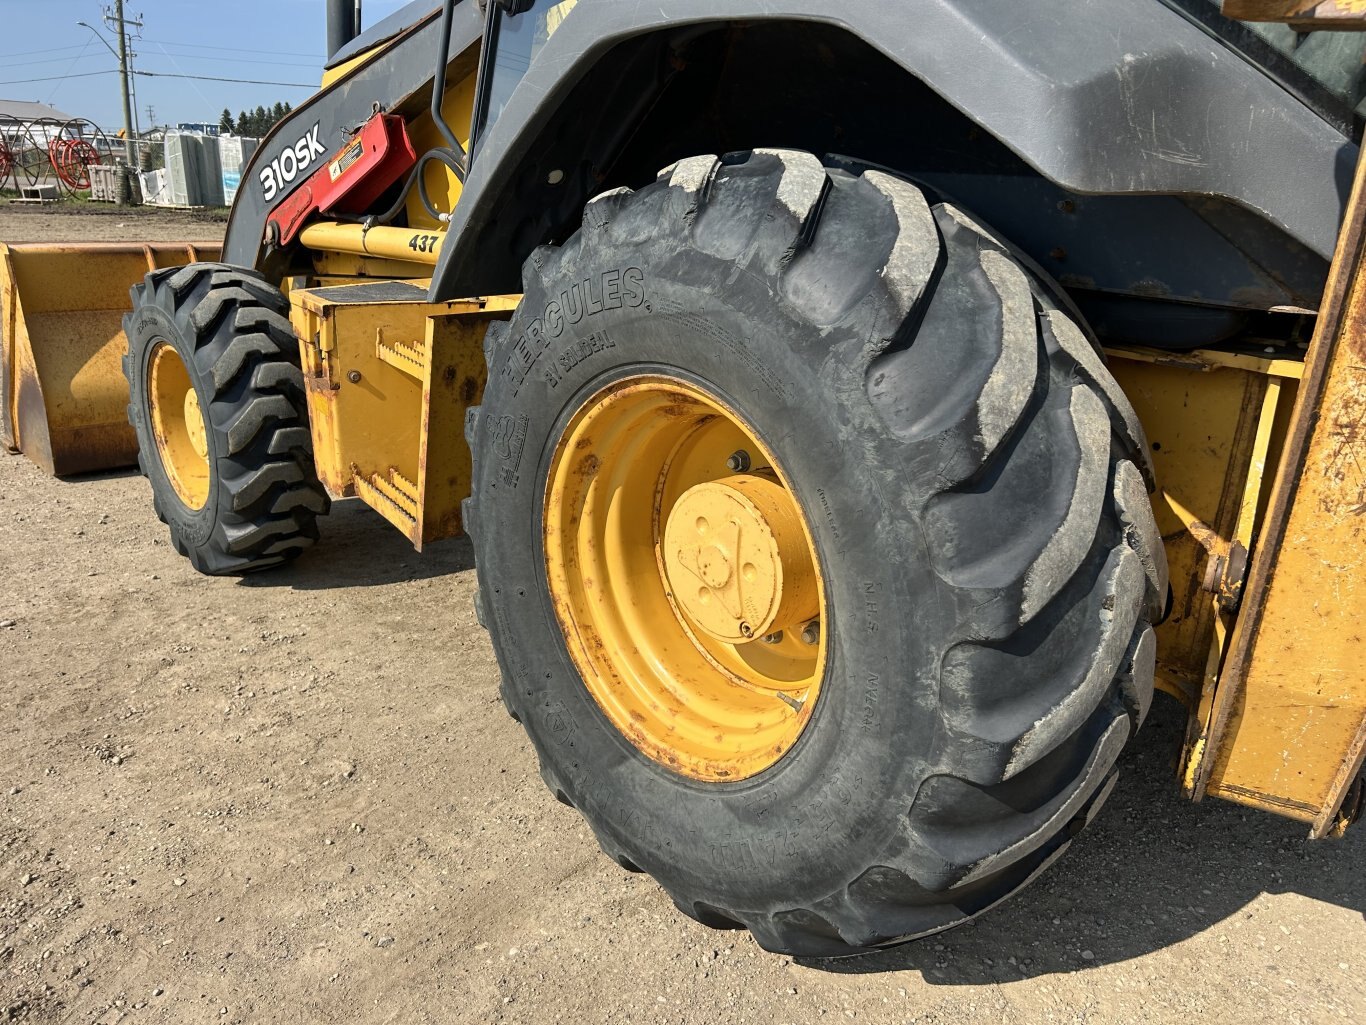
123;264;328;576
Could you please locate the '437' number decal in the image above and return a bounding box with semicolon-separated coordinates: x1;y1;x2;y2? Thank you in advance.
409;234;441;254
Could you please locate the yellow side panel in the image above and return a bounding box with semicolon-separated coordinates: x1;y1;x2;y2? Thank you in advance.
418;314;491;543
288;283;516;549
291;292;428;503
1106;350;1296;708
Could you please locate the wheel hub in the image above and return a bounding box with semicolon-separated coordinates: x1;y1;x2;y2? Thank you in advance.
664;475;819;644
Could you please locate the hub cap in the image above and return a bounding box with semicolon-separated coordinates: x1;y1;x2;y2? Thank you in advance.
543;376;827;781
663;476;819;645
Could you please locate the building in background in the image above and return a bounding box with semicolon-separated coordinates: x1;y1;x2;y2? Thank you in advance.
0;99;79;148
0;100;77;125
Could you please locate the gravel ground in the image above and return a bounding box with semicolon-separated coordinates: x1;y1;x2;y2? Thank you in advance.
0;205;227;245
2;204;1364;1024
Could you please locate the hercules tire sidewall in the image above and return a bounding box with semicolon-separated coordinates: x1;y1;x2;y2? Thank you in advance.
477;259;940;914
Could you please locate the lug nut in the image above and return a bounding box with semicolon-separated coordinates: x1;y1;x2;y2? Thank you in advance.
726;450;751;473
738;621;753;638
801;620;820;646
761;631;783;645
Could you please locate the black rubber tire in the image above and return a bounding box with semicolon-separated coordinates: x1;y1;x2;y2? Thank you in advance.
465;150;1167;956
123;263;328;575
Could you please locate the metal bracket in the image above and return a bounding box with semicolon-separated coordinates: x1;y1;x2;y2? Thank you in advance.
1201;540;1250;613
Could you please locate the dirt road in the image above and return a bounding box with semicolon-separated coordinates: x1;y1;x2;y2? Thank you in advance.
0;206;226;245
3;205;1364;1024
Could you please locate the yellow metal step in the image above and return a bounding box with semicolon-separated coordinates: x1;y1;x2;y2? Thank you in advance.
387;467;418;504
375;334;426;380
354;468;418;540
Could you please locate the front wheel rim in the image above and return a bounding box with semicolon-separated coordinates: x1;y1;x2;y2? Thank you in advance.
543;375;828;782
148;343;210;511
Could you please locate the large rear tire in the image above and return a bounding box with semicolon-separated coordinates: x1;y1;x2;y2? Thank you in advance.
466;150;1166;956
123;263;328;575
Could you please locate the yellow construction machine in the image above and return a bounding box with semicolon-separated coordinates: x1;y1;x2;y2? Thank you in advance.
2;0;1363;955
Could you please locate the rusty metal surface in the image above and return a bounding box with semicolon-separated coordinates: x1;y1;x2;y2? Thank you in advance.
0;241;220;476
419;311;499;546
1191;148;1366;836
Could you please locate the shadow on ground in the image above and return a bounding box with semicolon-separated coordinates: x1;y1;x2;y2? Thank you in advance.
79;463;1356;982
56;467;141;484
54;470;472;589
802;696;1365;982
240;498;475;590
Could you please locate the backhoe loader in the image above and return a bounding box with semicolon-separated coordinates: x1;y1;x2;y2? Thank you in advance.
2;0;1364;956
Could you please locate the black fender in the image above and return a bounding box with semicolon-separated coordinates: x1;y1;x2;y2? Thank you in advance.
430;0;1355;302
326;0;438;70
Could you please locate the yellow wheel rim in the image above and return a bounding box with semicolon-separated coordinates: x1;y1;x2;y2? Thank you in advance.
544;376;828;782
148;343;210;511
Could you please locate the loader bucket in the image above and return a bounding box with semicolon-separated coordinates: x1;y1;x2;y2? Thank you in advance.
0;241;221;476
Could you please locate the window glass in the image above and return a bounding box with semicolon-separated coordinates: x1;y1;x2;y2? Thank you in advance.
1182;0;1366;119
480;0;579;137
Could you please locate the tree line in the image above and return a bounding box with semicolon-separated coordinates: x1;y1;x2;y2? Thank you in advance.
218;103;295;138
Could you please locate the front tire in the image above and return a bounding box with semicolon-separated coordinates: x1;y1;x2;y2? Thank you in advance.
123;263;328;575
466;150;1166;956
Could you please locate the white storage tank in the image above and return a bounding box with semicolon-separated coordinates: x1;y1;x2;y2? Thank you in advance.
163;131;203;206
192;134;225;207
218;135;259;206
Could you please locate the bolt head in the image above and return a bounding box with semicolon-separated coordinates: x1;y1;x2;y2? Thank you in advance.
726;450;751;473
761;631;783;645
800;620;820;646
347;370;362;384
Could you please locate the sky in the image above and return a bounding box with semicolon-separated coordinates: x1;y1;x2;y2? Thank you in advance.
0;0;413;130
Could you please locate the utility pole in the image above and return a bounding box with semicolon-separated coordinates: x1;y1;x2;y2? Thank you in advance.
114;0;136;165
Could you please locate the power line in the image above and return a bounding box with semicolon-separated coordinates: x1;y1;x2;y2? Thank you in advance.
145;42;220;111
134;70;315;89
5;48;317;71
47;38;97;103
0;69;120;87
146;51;319;69
139;38;324;60
6;47;314;70
4;52;106;69
0;44;95;59
4;50;318;74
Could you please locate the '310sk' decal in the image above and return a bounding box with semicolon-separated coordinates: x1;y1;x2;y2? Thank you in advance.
259;124;328;202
